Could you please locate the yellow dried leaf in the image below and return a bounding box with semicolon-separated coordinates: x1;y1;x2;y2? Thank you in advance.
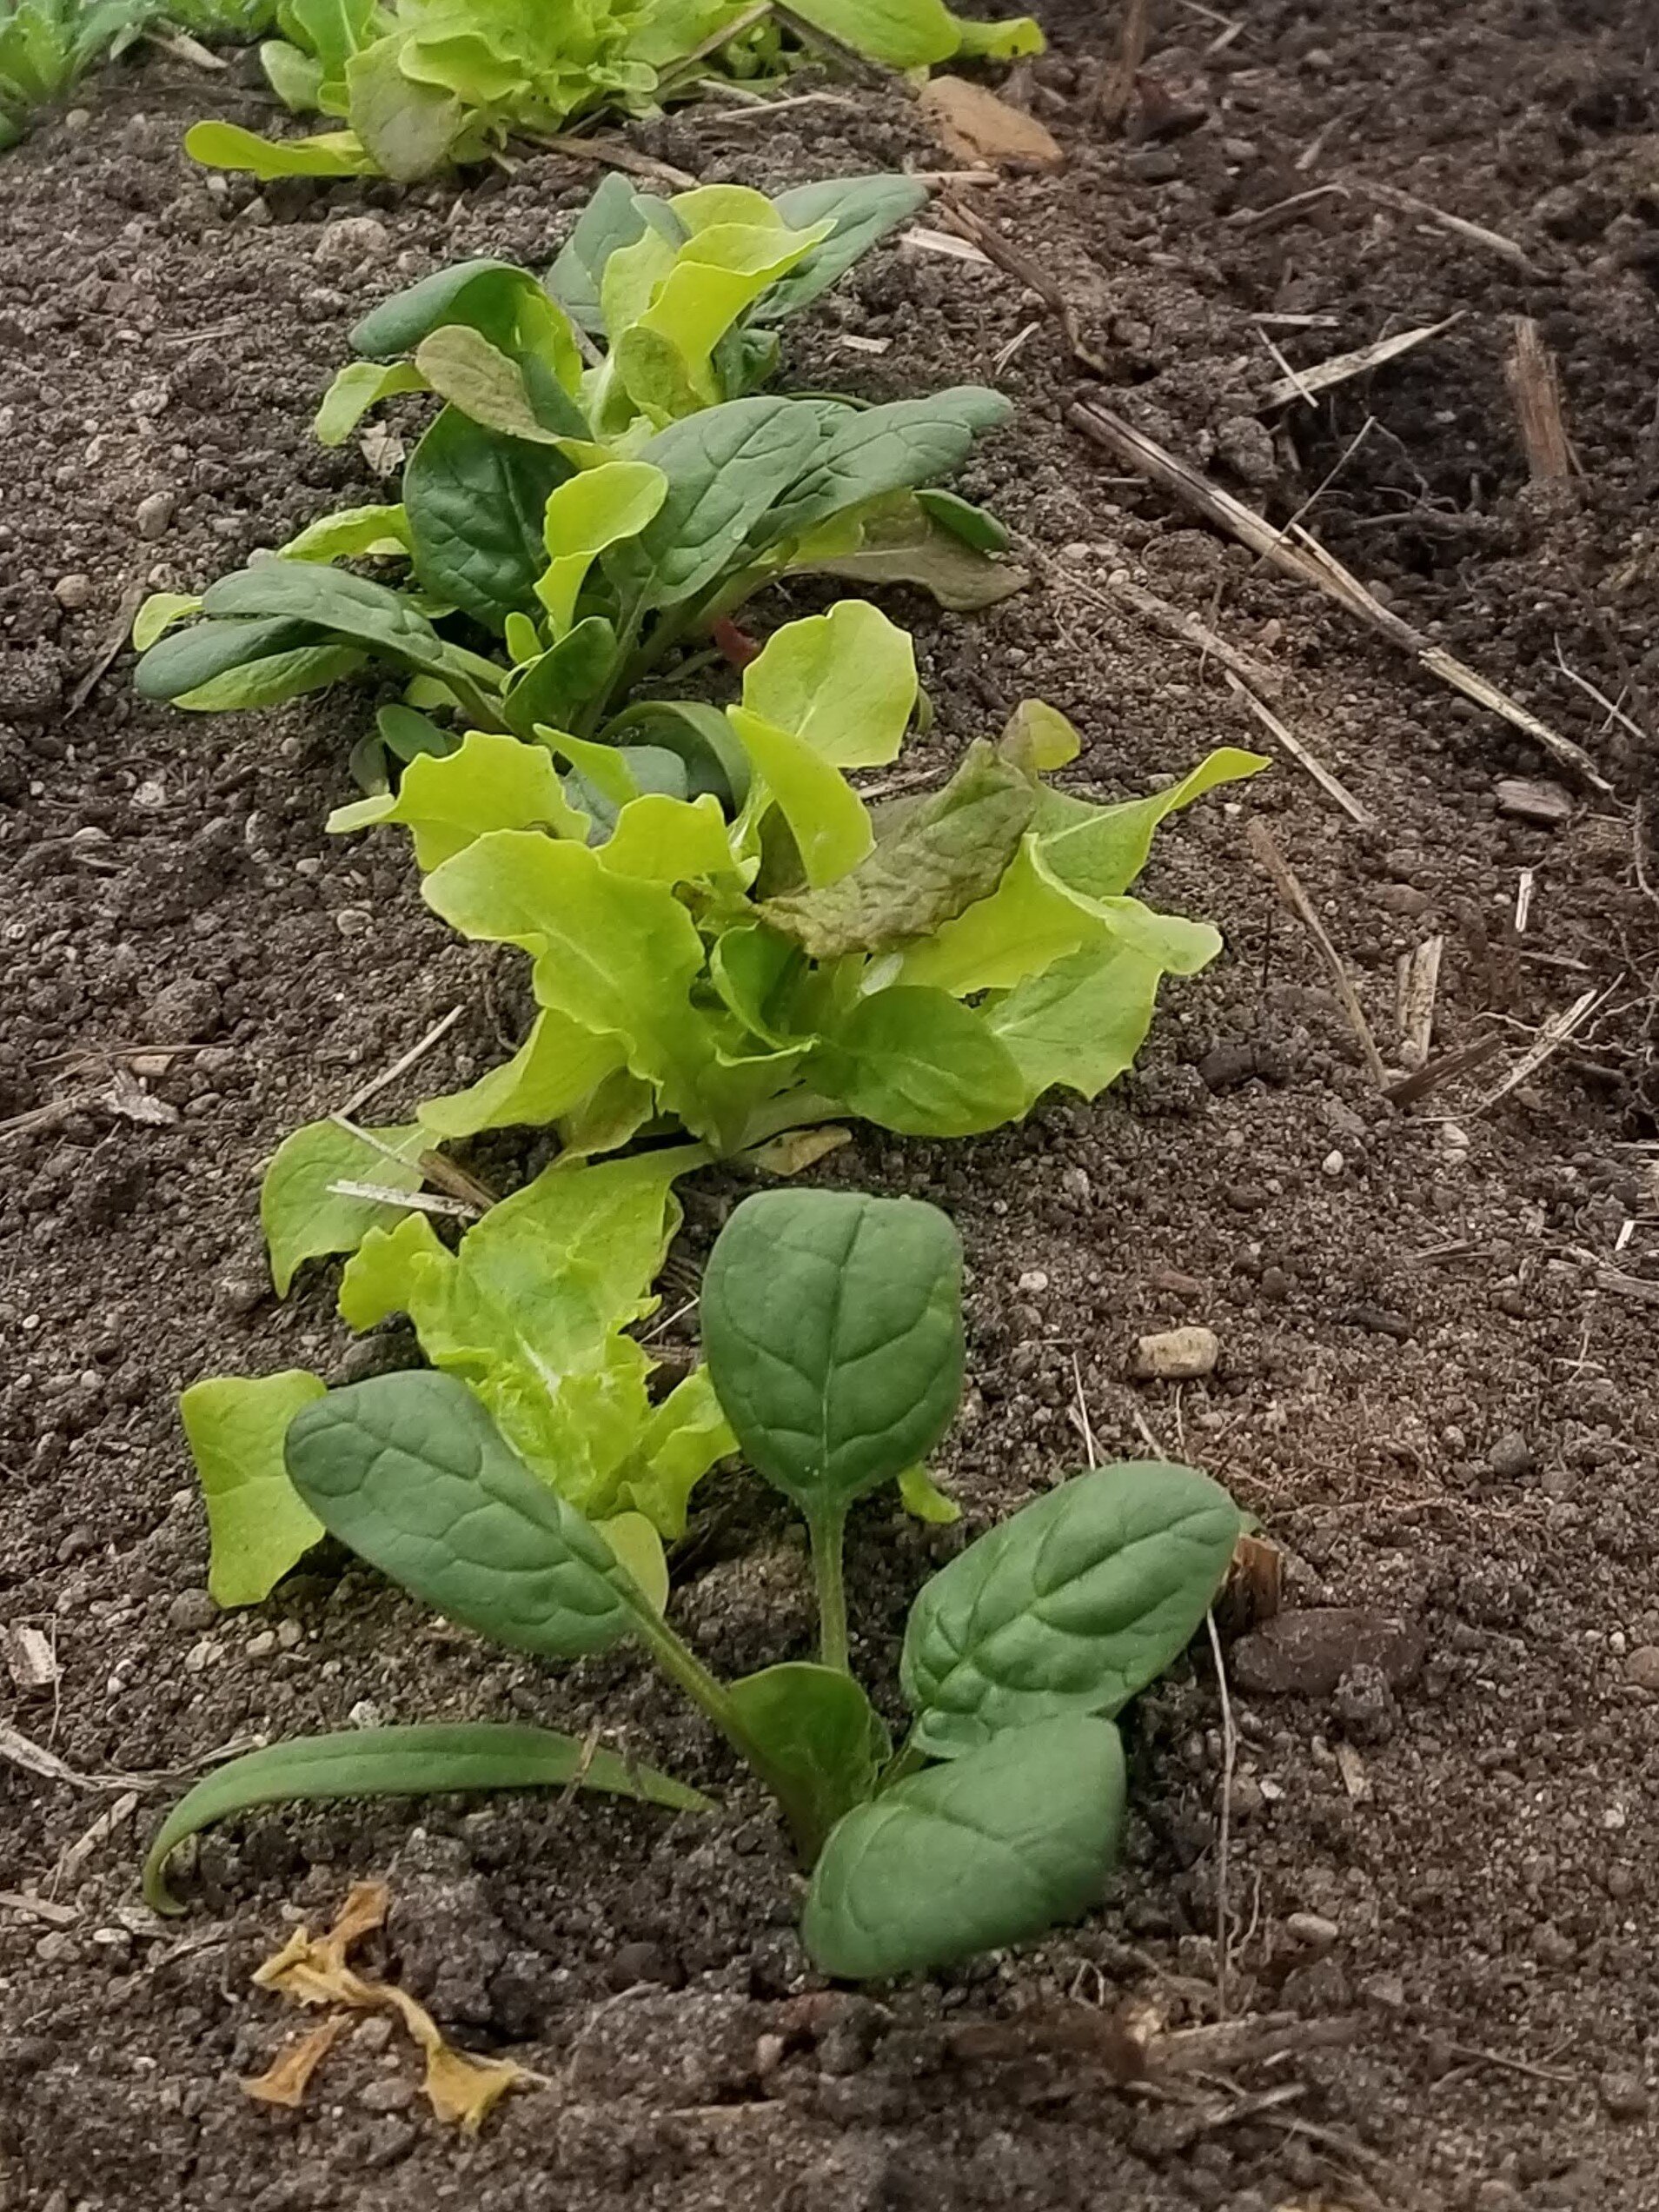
919;77;1065;169
242;2015;350;2109
249;1879;527;2133
742;1126;852;1176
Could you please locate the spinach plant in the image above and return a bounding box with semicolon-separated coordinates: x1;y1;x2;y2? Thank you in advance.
183;0;1042;182
133;174;1023;781
146;1188;1242;1982
0;0;152;144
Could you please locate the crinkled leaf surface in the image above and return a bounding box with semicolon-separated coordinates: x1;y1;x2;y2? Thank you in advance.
421;828;717;1123
760;740;1034;958
328;728;587;867
335;1150;698;1520
902;1462;1242;1757
813;986;1027;1138
801;1716;1123;1980
700;1188;963;1517
755;389;1012;551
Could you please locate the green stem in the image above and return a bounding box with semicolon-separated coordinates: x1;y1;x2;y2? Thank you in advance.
630;1604;824;1855
733;1087;842;1151
876;1734;926;1792
807;1503;850;1673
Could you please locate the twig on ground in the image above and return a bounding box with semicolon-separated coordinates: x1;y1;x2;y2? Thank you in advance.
1258;315;1461;412
1095;0;1153;127
692;89;860;123
1474;983;1616;1112
1506;318;1576;481
1395;933;1443;1071
1204;1612;1237;2017
338;1006;466;1118
1552;639;1649;750
938;200;1107;372
1384;1031;1503;1106
0;1889;79;1927
903;224;991;265
1516;867;1536;935
1244;820;1390;1087
1223;672;1371;824
1061;563;1282;692
1070;1349;1098;1469
1435;2039;1577;2088
67;581;146;717
1225;183;1345;233
1364;180;1539;274
521;133;699;189
1066;397;1615;794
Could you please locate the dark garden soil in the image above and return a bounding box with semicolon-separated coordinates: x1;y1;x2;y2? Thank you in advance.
5;3;1659;2205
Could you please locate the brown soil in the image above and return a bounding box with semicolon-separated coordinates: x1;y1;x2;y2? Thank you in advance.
4;5;1659;2208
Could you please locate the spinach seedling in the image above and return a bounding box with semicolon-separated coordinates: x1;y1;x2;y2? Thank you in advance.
147;1187;1241;1982
132;173;1024;762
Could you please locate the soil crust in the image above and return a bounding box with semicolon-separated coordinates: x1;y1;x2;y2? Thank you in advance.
4;4;1659;2207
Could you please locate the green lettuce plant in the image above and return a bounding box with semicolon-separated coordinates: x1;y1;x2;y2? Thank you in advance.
133;174;1023;785
146;1188;1242;1983
180;1146;727;1609
0;0;153;144
261;623;1264;1197
182;0;1042;182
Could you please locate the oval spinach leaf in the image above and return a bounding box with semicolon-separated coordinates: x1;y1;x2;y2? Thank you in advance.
902;1462;1241;1757
728;1662;888;1859
800;1716;1125;1979
285;1371;642;1659
700;1189;964;1518
405;403;570;630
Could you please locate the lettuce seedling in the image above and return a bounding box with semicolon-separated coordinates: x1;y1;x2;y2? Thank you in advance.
180;1146;732;1608
133;175;1022;756
146;1188;1242;1983
182;0;1042;182
246;616;1263;1245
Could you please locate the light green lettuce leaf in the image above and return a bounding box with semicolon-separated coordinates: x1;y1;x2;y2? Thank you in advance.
261;1118;427;1295
328;727;587;867
179;1370;328;1607
740;599;916;767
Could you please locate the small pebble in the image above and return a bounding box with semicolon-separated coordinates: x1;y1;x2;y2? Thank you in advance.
1320;1149;1345;1179
183;1637;221;1674
246;1631;276;1658
1016;1268;1049;1293
167;1588;217;1632
53;574;94;610
359;2076;416;2114
1487;1431;1536;1479
1131;1325;1218;1381
348;1699;383;1729
1624;1646;1659;1691
135;491;176;541
1600;2069;1649;2120
334;907;371;938
1285;1912;1340;1955
277;1618;304;1651
314;214;392;267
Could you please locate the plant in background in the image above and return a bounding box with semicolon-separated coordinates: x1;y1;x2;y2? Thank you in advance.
182;0;1042;182
147;1189;1242;1983
0;0;154;144
133;172;1024;784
